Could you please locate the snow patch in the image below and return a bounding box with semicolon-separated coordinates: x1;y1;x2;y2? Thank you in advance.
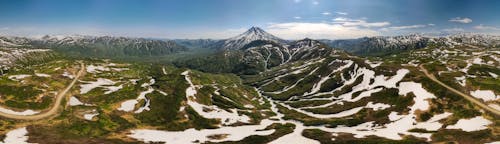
83;110;99;120
470;90;499;102
69;96;92;106
86;65;110;73
365;102;391;111
0;106;39;116
8;74;31;81
34;73;50;77
455;76;466;86
129;119;276;143
79;78;117;94
0;127;32;144
365;60;383;68
446;116;492;132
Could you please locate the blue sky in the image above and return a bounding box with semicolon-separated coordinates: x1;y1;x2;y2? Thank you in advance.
0;0;499;39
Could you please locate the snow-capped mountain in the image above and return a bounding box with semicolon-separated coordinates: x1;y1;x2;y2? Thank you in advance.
0;36;32;47
320;34;430;56
321;33;500;56
221;27;286;50
431;33;500;47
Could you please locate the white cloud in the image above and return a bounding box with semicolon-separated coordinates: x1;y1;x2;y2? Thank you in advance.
335;12;348;15
321;12;331;15
333;17;349;21
294;16;302;19
333;17;390;28
442;28;465;32
474;24;500;31
312;1;319;5
449;17;472;24
428;23;435;26
380;24;427;31
294;0;301;3
266;22;380;40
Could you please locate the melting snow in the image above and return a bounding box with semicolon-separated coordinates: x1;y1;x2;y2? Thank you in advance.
83;110;99;120
118;86;154;113
129;119;276;143
446;116;492;132
472;58;484;65
398;82;435;112
7;74;31;81
0;106;39;116
181;71;251;125
455;76;466;86
365;102;391;111
86;65;110;73
470;90;499;102
489;72;498;78
69;96;92;106
34;73;50;77
62;71;74;79
269;123;320;144
320;81;444;141
365;60;383;68
104;84;123;94
118;100;138;112
0;127;32;144
79;78;117;94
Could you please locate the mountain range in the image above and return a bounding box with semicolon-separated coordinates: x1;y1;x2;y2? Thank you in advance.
2;27;499;59
0;35;188;58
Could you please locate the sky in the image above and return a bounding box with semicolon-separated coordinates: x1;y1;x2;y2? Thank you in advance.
0;0;499;39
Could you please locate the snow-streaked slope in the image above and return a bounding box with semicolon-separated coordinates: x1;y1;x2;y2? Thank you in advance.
222;27;286;50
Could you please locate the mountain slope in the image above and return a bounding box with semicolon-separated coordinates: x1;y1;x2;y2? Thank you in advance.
321;33;500;56
32;35;189;57
321;34;430;56
0;35;189;58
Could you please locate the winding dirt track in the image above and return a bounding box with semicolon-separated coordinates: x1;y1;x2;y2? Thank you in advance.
420;65;500;116
0;62;85;120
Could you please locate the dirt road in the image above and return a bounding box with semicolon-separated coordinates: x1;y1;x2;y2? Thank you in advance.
420;65;500;116
0;62;85;120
